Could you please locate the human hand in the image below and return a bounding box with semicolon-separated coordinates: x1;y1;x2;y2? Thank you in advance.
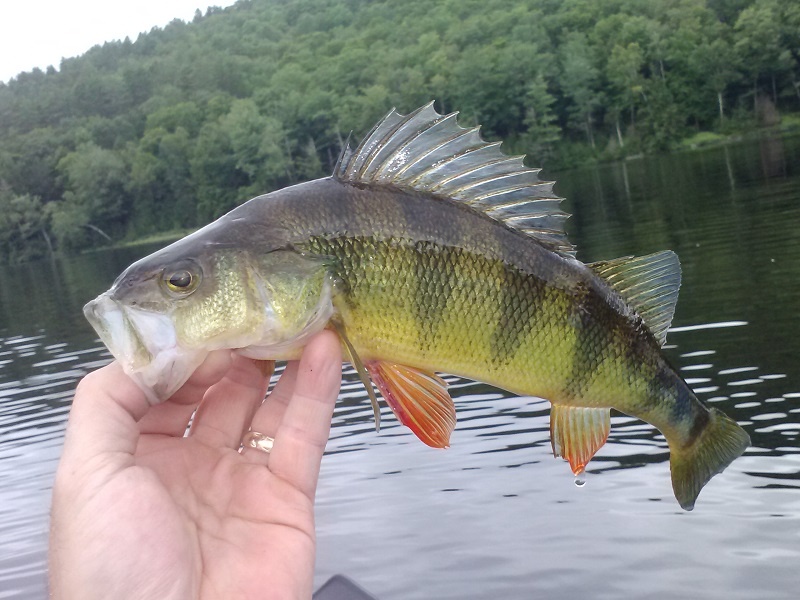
49;330;342;600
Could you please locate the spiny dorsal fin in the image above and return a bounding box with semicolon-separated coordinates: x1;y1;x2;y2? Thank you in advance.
333;102;575;257
588;251;681;347
333;131;355;177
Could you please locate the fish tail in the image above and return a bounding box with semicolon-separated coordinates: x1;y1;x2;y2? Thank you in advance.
669;408;750;511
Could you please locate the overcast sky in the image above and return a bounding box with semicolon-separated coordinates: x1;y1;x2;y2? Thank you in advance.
0;1;237;83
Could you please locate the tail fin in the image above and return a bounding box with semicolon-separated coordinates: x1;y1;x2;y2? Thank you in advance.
669;408;750;510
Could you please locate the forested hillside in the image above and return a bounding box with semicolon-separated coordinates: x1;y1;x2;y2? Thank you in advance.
0;0;798;262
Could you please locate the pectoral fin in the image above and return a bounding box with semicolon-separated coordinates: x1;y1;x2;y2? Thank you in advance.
330;321;382;431
366;361;456;448
550;405;611;475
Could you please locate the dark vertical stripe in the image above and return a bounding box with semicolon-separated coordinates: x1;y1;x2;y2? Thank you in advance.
563;284;614;400
392;194;467;355
412;241;455;354
489;264;542;366
651;366;708;446
490;216;528;366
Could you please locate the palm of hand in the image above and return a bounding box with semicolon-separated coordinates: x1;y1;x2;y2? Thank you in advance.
50;331;342;600
112;436;314;599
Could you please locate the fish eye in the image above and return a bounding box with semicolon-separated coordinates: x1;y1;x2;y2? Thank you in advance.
163;267;200;295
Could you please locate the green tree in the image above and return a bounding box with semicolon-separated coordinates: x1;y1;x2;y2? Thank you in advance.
689;36;739;125
190;120;242;223
295;137;325;181
222;99;291;200
520;75;561;162
145;101;204;136
776;1;800;102
606;42;646;147
0;185;52;262
52;143;130;248
1;128;66;203
129;125;196;234
0;0;799;259
559;32;602;148
734;0;791;109
638;80;683;151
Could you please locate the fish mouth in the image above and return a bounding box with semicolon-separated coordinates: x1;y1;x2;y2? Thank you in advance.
83;293;207;404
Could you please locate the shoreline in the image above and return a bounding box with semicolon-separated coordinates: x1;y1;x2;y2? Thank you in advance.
85;119;800;254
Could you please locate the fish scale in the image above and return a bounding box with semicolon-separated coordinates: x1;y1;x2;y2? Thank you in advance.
304;232;634;409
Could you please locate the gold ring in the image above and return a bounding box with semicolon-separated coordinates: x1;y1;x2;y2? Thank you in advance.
243;431;275;454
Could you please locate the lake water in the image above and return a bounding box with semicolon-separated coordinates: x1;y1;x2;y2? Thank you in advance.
1;134;799;599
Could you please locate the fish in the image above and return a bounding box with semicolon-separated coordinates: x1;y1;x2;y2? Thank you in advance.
84;102;750;510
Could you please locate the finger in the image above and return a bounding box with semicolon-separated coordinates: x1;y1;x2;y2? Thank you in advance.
269;330;342;499
61;362;150;470
138;350;233;437
189;355;273;448
240;361;300;465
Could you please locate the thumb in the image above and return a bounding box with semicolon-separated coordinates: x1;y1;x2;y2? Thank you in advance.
60;361;150;472
61;351;235;471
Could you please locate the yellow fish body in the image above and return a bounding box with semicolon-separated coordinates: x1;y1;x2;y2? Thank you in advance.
85;103;749;510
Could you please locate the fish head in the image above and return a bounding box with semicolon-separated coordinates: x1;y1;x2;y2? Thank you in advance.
84;225;334;403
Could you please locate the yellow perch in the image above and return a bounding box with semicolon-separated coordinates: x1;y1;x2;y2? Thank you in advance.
84;103;750;510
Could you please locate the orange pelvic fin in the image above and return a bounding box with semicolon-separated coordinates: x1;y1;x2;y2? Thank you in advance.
550;404;611;475
366;361;455;448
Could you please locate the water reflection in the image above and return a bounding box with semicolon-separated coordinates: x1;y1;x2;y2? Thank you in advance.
313;313;800;599
759;136;788;179
2;136;800;599
0;334;112;599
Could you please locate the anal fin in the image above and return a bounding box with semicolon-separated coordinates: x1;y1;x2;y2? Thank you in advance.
366;361;456;448
550;405;611;475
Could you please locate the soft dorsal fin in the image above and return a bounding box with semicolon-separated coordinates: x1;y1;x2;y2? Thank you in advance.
334;102;575;257
588;251;681;346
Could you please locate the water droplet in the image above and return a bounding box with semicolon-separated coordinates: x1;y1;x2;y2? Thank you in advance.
574;475;586;487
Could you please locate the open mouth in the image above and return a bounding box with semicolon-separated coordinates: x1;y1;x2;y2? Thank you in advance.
83;293;208;404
